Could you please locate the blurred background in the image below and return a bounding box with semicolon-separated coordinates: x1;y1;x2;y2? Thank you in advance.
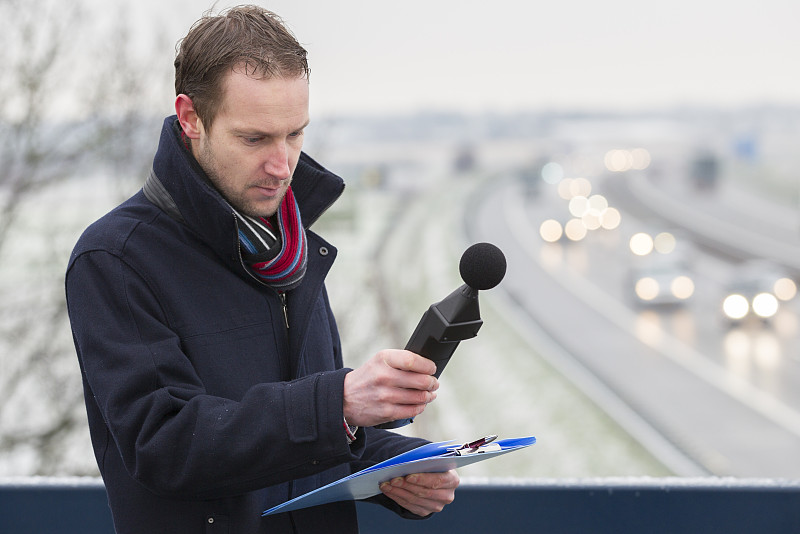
1;0;798;480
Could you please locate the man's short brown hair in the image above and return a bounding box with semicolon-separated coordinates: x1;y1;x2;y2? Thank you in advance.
174;5;309;131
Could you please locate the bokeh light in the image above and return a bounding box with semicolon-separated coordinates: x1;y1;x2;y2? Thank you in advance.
671;276;695;300
604;148;651;172
564;218;587;241
541;162;564;184
753;334;781;369
723;294;749;320
605;149;633;172
600;207;622;230
752;292;779;318
588;194;608;213
724;330;751;362
635;277;659;301
774;277;797;301
557;178;573;200
568;196;589;217
582;212;602;231
629;232;654;256
635;311;663;347
539;219;563;243
570;177;592;198
557;177;593;200
630;148;651;170
653;232;676;254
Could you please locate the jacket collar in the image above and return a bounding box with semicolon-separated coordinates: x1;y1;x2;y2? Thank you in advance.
148;116;345;256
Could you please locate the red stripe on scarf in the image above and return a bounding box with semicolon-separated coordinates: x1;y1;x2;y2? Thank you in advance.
251;187;305;281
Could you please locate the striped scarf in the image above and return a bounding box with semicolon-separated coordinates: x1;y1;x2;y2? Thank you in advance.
235;186;307;292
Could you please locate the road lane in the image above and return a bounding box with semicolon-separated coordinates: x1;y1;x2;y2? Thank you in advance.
602;172;800;411
469;176;800;477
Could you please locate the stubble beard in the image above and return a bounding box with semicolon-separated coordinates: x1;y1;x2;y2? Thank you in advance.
195;139;288;219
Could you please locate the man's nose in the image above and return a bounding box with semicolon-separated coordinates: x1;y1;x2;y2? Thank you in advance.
264;142;291;180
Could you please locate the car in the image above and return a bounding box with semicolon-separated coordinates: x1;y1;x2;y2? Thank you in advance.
627;255;695;307
721;260;797;324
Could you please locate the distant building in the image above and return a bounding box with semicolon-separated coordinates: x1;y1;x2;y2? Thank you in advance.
691;152;719;191
453;144;476;173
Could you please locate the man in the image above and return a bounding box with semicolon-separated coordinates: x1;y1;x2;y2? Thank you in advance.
65;5;458;533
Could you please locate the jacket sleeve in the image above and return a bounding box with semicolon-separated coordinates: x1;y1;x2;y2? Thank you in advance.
66;248;361;500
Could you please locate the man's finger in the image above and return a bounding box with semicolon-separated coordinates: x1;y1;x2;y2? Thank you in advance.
383;350;437;376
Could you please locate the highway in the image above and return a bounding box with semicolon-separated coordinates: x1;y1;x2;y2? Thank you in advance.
465;168;800;478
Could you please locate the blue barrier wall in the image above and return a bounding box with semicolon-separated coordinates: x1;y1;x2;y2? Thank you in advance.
1;478;799;533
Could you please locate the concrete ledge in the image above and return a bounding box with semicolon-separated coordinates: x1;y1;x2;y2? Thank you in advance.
2;477;798;533
360;477;800;533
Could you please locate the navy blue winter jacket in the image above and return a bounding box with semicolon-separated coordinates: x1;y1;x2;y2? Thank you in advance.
65;116;427;533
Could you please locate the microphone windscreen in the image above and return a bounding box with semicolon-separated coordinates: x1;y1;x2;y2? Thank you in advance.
459;242;506;290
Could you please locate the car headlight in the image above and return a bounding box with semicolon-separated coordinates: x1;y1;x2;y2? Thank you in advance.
670;276;694;300
752;292;779;318
635;277;659;301
723;294;749;320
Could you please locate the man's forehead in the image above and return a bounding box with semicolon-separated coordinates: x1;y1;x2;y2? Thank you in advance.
217;70;310;127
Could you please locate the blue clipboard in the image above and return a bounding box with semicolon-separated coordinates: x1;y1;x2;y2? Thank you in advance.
263;435;536;516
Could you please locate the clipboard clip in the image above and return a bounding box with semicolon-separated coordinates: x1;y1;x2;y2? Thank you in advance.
446;435;500;456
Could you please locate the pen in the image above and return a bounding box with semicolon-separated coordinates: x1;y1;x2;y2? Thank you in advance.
463;435;498;450
447;434;499;456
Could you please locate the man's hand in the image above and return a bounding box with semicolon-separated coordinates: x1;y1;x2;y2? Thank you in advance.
379;470;459;517
343;350;438;427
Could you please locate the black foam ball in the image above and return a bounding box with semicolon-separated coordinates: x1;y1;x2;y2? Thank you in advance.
459;242;506;290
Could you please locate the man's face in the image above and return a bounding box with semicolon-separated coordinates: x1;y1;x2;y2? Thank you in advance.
192;70;310;218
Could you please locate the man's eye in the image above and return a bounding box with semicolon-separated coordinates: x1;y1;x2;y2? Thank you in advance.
244;137;262;144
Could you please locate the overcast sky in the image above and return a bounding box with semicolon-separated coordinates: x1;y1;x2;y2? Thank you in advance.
131;0;799;117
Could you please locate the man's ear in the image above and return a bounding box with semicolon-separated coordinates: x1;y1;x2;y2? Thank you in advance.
175;94;202;139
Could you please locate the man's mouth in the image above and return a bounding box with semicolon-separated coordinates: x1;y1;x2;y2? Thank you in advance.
253;184;281;196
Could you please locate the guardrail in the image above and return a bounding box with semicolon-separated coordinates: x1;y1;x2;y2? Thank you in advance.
2;477;799;533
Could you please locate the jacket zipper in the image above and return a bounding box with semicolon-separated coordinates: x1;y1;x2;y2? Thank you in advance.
279;291;289;329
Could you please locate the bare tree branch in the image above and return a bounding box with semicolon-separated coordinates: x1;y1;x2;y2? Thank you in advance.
0;0;177;476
